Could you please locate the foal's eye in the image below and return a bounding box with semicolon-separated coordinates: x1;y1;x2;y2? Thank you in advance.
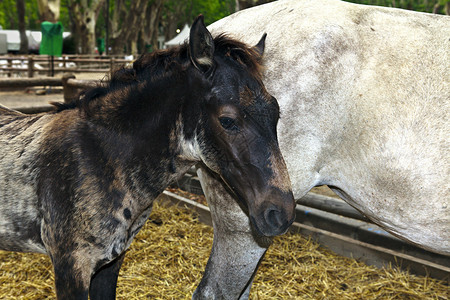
219;117;239;131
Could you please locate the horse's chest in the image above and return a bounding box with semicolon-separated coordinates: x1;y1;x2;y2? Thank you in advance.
99;203;154;264
128;204;153;243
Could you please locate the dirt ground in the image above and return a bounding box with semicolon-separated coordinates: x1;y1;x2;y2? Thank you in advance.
0;90;63;109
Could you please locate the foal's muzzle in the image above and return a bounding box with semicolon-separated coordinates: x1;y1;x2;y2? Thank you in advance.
250;191;296;237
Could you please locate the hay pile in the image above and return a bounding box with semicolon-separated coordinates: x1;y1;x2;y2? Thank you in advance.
0;202;448;299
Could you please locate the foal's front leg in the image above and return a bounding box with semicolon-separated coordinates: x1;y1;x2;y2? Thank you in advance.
42;225;92;299
43;222;121;299
51;251;92;300
89;252;126;300
193;167;272;300
51;246;125;300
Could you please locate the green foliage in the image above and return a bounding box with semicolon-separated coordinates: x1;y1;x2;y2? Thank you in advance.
0;0;19;29
24;1;41;30
191;0;236;26
162;0;235;28
59;0;71;32
0;0;70;31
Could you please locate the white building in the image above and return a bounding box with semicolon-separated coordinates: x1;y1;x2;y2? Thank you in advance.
0;30;70;53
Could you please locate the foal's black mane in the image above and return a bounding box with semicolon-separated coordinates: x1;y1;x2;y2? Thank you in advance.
54;35;263;114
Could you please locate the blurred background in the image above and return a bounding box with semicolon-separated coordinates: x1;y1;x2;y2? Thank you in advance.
0;0;449;56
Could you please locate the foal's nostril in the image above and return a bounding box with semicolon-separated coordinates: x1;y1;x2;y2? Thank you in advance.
264;208;285;229
255;206;294;236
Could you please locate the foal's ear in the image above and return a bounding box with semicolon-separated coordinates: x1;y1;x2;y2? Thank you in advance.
253;33;267;56
189;15;215;74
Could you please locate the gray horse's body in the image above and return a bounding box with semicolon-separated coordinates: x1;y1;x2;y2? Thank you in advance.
194;0;449;298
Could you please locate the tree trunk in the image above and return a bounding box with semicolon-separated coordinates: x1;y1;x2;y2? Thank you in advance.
68;0;105;54
140;0;165;52
109;0;125;54
67;3;81;53
37;0;60;23
83;10;98;54
162;1;189;42
433;3;440;14
16;0;28;54
109;0;154;55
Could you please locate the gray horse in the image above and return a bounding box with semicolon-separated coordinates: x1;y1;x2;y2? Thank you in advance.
193;0;449;299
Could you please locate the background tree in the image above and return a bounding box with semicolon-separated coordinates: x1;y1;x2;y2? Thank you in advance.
16;0;28;53
106;0;235;55
108;0;160;55
67;0;105;54
0;0;448;56
161;0;235;43
161;0;191;44
139;0;166;53
37;0;60;22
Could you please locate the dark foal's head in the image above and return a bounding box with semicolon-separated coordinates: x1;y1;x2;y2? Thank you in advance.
183;16;296;236
69;15;295;236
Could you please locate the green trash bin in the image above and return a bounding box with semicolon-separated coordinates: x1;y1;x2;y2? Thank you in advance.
97;38;105;55
40;21;63;56
40;21;63;77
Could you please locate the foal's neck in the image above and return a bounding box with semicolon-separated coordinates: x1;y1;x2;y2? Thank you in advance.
89;104;195;202
81;72;201;202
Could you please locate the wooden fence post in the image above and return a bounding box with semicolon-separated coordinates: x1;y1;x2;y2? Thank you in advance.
62;73;77;104
28;56;34;78
7;58;12;77
110;57;115;72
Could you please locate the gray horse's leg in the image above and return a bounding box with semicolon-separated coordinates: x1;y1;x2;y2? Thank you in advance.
193;166;271;300
89;252;126;300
